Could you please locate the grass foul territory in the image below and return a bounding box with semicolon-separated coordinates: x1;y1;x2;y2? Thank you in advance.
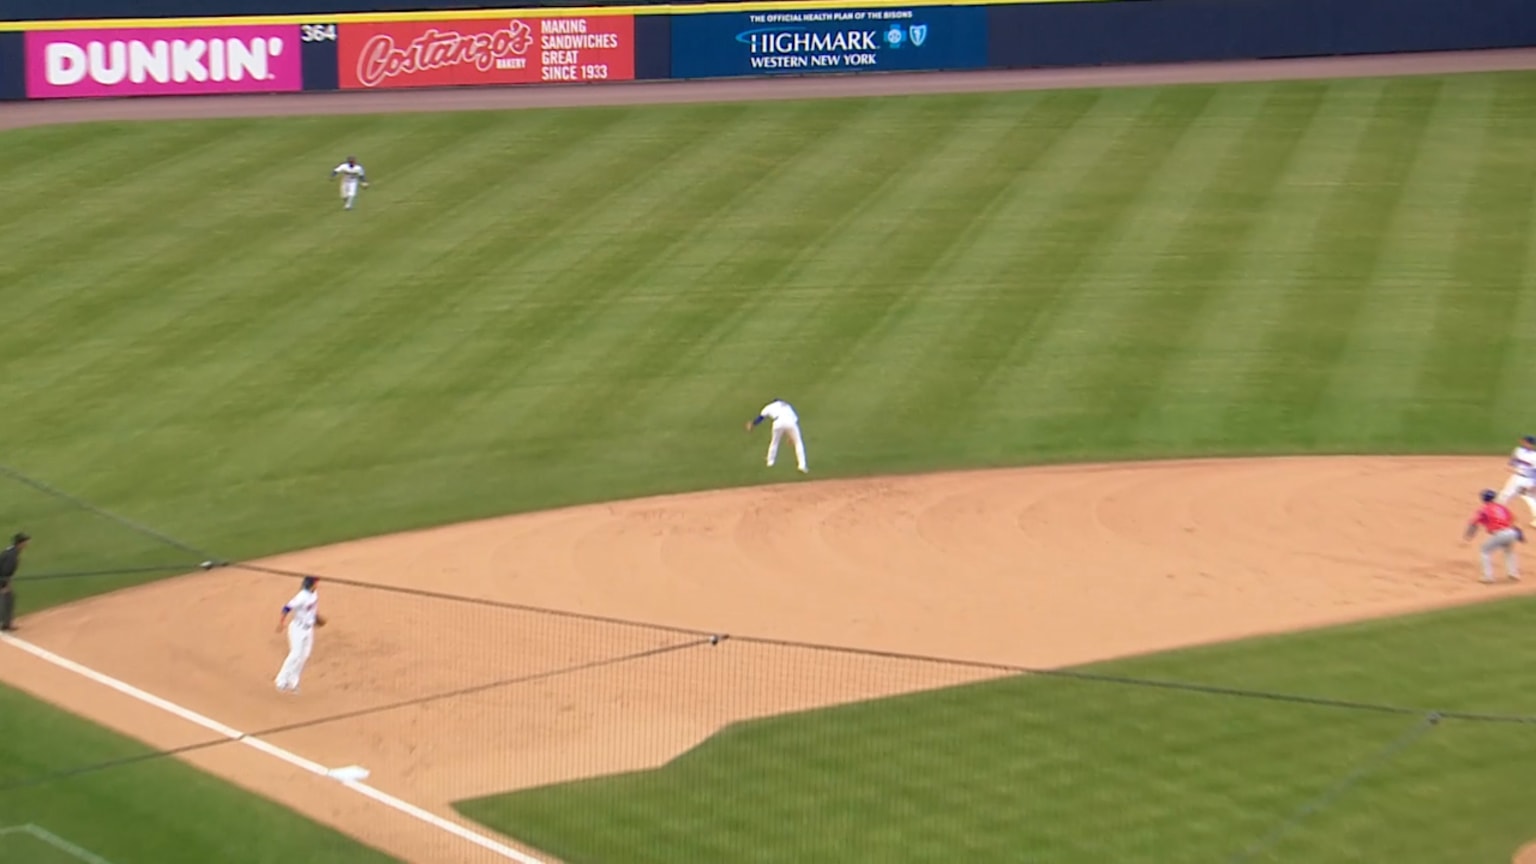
0;682;397;863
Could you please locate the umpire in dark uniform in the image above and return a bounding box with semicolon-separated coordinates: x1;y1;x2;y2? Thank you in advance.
0;532;27;632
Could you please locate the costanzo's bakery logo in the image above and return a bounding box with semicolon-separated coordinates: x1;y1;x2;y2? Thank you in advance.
355;21;534;87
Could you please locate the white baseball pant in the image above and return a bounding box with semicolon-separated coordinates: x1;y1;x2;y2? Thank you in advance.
767;422;808;472
275;623;313;691
1496;474;1536;521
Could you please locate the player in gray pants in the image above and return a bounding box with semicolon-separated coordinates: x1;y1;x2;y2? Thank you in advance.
1466;489;1524;584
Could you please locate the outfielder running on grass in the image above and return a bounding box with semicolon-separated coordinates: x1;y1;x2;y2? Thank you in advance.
331;156;368;211
1465;489;1524;584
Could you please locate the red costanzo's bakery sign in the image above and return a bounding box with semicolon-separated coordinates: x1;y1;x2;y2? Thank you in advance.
338;17;634;89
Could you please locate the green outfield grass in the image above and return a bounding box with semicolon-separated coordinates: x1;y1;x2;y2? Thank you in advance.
1;68;1535;863
3;71;1534;604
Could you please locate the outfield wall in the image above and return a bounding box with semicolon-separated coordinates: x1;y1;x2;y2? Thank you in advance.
0;0;1532;100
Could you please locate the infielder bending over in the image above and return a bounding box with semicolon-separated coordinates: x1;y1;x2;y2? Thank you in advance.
1466;489;1524;584
275;575;325;693
746;399;808;473
1496;435;1536;525
331;156;368;210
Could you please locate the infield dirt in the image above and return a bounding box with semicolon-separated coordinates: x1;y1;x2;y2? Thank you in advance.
4;52;1536;864
2;455;1531;862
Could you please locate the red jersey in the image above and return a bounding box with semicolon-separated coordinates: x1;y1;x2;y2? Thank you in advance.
1472;502;1515;533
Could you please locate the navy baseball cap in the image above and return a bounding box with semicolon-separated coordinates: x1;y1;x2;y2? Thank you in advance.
11;532;28;544
1482;489;1498;502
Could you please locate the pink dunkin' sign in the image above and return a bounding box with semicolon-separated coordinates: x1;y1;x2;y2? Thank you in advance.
26;25;302;98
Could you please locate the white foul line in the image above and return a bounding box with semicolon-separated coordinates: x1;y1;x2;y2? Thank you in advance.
1;634;546;864
0;824;120;864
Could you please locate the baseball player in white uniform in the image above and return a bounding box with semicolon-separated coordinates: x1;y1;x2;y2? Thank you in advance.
1497;435;1536;525
746;399;808;473
331;156;368;210
274;576;325;693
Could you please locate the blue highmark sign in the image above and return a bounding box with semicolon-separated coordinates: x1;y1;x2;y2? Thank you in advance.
671;6;987;79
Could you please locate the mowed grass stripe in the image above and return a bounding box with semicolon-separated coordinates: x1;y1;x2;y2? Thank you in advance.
9;113;582;482
48;116;486;378
227;106;759;492
85;109;685;531
1064;83;1323;453
387;102;874;494
1131;80;1379;450
263;105;799;489
0;122;247;254
552;94;1085;484
678;96;1019;383
207;111;655;479
1236;76;1442;448
0;125;208;248
927;88;1202;459
418;105;822;450
714;97;996;413
841;86;1198;467
1443;75;1536;441
462;105;878;449
2;115;374;334
884;91;1144;461
128;111;590;409
806;95;1089;452
968;85;1243;455
450;99;964;457
583;93;1048;477
528;102;963;480
16;111;594;488
0;109;403;240
5;73;1533;557
0;134;394;460
602;98;1067;482
1313;77;1489;447
0;123;337;370
1129;83;1331;450
405;101;883;409
825;93;1103;462
215;107;640;424
751;95;1038;457
192;108;689;486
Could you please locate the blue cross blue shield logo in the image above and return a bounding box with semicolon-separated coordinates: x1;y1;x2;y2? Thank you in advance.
885;24;905;47
909;24;928;47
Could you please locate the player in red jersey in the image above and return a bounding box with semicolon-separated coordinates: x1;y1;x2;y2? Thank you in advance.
1465;489;1525;584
